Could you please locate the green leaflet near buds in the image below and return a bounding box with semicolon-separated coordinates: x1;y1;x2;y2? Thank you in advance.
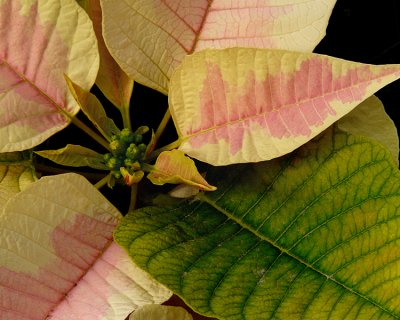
134;126;149;135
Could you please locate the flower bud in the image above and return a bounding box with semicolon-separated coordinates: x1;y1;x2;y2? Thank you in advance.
106;157;118;169
132;133;142;144
110;134;119;141
120;167;144;186
130;161;141;170
138;143;147;152
103;153;112;162
126;144;139;159
120;128;134;144
135;126;149;135
124;158;133;167
112;170;122;179
110;140;124;154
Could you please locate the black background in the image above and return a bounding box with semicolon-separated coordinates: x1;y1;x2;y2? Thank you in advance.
315;0;400;129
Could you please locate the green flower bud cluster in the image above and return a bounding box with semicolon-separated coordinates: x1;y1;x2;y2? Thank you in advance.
103;127;149;183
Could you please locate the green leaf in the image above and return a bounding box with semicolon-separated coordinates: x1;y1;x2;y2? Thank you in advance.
0;150;30;164
0;151;36;209
129;305;193;320
75;0;89;8
337;95;399;165
35;144;108;170
65;75;120;141
115;127;400;320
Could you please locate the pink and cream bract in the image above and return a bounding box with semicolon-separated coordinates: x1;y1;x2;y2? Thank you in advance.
0;174;171;320
169;48;400;165
0;0;99;152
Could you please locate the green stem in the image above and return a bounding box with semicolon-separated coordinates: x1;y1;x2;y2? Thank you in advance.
94;173;110;189
71;116;110;151
154;108;171;145
128;183;138;212
148;139;182;160
140;163;155;173
120;105;132;130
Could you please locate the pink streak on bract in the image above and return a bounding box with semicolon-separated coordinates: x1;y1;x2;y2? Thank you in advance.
49;243;128;320
0;267;61;320
190;56;394;155
0;1;69;132
0;213;117;320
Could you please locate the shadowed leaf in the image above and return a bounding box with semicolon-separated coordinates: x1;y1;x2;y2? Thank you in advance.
66;76;120;141
35;144;108;170
337;95;399;165
0;151;36;209
78;0;134;110
129;305;193;320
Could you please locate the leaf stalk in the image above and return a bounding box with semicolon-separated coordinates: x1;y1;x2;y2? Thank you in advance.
70;116;111;151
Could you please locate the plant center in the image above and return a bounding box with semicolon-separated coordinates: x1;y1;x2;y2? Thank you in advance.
104;127;149;186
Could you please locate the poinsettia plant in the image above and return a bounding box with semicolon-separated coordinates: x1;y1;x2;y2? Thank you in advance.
1;0;400;320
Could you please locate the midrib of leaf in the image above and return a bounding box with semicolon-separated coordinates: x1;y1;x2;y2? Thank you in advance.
182;78;385;141
1;59;72;121
188;0;212;54
117;72;130;110
160;0;197;34
197;187;398;318
49;239;115;315
188;0;322;51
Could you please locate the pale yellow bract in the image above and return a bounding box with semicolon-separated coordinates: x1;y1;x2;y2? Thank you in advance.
101;0;336;94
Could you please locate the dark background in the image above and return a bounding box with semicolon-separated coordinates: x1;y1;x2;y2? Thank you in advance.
315;0;400;129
